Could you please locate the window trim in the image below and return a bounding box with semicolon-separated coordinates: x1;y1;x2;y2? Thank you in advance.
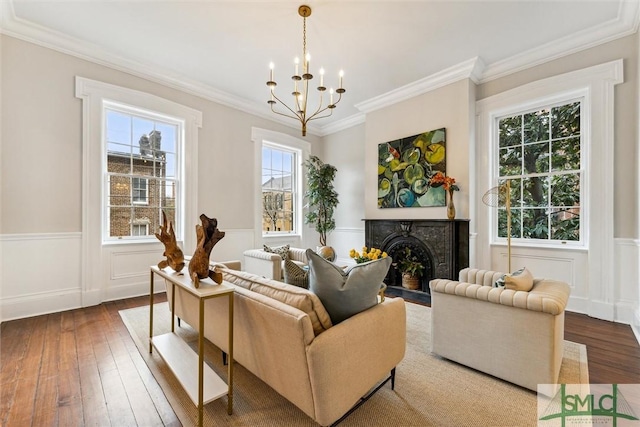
251;128;310;245
492;95;586;248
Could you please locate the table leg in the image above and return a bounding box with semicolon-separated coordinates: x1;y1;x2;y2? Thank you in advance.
228;292;234;415
149;270;154;354
198;298;204;427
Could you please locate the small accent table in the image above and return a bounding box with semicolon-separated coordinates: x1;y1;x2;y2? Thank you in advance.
149;265;234;427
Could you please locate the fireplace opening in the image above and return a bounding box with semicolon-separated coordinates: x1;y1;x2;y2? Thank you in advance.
383;237;434;294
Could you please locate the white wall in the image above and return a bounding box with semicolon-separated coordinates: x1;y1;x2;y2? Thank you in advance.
0;35;321;321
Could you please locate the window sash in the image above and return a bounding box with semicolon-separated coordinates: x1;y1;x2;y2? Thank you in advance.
261;144;297;235
104;105;182;241
494;99;583;245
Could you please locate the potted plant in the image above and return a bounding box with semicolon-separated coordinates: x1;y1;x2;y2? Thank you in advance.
304;155;339;260
396;247;425;290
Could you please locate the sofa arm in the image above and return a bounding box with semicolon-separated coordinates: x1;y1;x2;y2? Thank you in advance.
306;298;406;426
243;249;282;279
430;278;570;315
289;247;308;264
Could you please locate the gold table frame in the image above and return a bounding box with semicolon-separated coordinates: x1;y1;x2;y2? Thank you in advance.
149;265;234;426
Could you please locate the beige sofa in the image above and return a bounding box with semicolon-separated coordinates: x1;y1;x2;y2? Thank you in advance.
429;268;570;392
166;262;406;426
243;247;307;280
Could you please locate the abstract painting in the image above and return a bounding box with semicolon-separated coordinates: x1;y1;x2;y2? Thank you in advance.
378;128;447;208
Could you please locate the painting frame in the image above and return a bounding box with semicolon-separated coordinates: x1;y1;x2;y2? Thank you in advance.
377;128;447;209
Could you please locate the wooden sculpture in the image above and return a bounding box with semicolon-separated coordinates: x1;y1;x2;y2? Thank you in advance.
189;213;225;287
155;211;185;273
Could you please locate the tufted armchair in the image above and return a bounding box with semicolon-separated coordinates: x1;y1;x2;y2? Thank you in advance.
429;268;571;392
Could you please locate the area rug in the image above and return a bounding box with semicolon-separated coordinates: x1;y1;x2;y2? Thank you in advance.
119;302;588;426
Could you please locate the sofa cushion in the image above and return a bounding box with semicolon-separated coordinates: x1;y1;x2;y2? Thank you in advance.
494;267;534;291
219;267;332;335
263;244;290;260
283;258;309;289
306;249;392;324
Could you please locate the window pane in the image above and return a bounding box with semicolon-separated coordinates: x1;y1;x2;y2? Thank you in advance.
524;141;549;174
107;152;131;174
551;207;580;241
522;176;548;207
551;137;580;171
109;207;131;237
552;102;580;139
499;146;522;177
109;176;131;206
163;153;176;178
523;109;549;143
499;116;521;148
283;152;292;173
522;208;548;239
106;110;131;144
498;208;521;238
551;173;580;207
155;122;177;153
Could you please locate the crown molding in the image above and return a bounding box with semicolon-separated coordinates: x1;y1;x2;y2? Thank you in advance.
317;112;366;136
480;0;640;83
0;0;324;137
354;57;484;114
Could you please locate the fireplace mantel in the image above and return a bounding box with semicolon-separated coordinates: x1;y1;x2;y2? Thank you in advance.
364;219;469;294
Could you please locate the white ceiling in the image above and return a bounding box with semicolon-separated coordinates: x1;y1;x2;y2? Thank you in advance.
2;1;638;136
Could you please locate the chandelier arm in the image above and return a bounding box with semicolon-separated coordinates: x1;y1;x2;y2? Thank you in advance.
305;93;326;120
270;91;303;120
270;104;303;121
306;110;335;122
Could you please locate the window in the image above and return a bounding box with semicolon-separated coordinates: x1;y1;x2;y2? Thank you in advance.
132;177;148;204
252;128;310;241
261;144;296;234
105;105;180;240
132;223;149;236
496;100;582;243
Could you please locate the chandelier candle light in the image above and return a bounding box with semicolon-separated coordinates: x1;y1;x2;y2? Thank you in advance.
267;5;345;137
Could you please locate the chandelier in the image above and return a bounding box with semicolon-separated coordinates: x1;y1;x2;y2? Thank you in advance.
267;5;345;137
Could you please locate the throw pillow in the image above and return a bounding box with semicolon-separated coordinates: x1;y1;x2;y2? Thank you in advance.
283;258;309;289
494;267;534;291
306;248;392;324
263;244;290;260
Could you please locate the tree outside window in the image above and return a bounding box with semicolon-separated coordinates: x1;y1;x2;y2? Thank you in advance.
497;101;581;242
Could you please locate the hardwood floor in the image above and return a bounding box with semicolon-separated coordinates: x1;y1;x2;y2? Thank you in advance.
1;295;639;426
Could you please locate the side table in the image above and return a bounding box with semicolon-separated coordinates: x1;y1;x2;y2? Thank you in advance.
149;265;234;426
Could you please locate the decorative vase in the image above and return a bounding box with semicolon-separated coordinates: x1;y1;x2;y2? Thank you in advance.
447;188;456;220
316;246;336;262
401;273;420;290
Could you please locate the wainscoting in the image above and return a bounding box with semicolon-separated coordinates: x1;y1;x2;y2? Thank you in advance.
0;229;255;322
1;231;638;336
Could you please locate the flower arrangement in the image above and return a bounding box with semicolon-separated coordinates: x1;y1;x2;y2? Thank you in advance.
430;171;459;191
395;247;425;277
350;246;388;264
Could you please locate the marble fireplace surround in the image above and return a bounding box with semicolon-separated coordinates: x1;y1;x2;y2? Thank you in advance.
364;219;470;296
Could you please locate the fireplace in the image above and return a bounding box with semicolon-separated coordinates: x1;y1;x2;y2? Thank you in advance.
365;219;469;303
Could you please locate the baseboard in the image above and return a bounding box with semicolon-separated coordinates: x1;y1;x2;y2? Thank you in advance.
587;300;615;321
105;279;166;302
1;288;82;322
633;309;640;346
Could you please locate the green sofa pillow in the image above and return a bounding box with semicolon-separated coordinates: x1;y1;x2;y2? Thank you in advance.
306;249;392;324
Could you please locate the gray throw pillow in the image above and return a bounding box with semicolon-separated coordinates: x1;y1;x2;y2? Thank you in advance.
306;249;392;324
283;258;309;289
